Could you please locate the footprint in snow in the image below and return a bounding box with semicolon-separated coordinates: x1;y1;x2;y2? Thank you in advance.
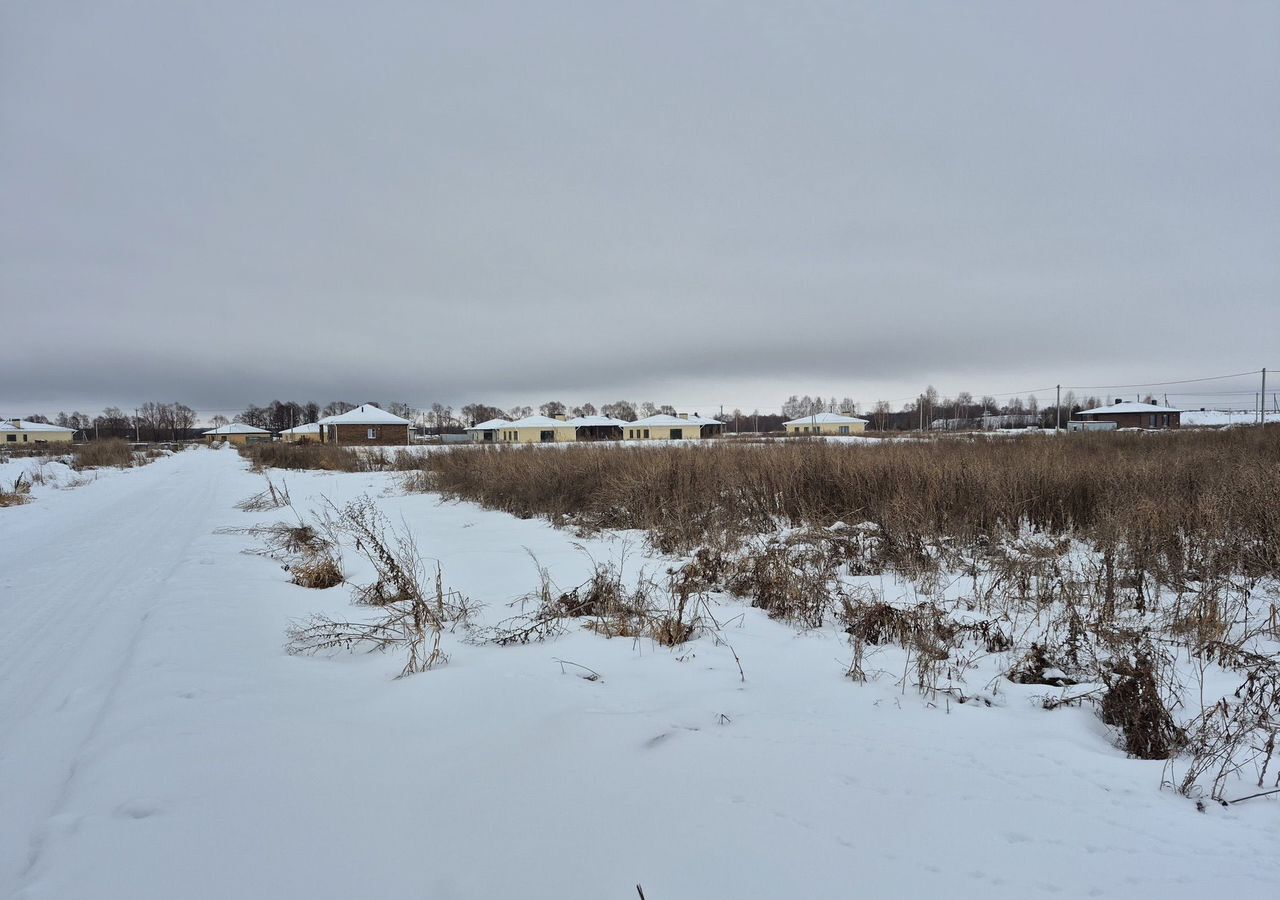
114;799;164;820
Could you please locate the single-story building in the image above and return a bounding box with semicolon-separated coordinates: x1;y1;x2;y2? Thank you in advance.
465;417;510;443
567;414;629;441
1066;419;1117;433
626;413;723;441
279;422;322;443
1073;400;1181;430
1;419;76;444
318;404;411;446
784;412;869;436
203;423;273;445
498;415;578;444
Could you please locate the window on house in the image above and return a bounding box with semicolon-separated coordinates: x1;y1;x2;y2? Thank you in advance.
839;425;849;435
5;434;14;442
367;428;378;440
643;429;650;439
540;430;554;442
670;428;682;440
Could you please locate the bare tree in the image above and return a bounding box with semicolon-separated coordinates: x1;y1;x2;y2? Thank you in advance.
322;401;355;417
872;400;891;431
539;400;567;417
461;403;505;425
601;401;636;422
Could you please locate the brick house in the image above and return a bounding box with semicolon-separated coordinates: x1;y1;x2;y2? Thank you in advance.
1073;400;1181;430
318;405;411;446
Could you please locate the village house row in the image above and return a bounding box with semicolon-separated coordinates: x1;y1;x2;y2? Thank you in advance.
198;405;882;446
187;398;1184;447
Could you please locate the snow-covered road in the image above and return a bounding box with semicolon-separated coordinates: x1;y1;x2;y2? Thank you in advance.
2;447;1278;899
0;449;238;893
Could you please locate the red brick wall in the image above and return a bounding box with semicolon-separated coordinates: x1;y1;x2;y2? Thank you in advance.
323;423;410;446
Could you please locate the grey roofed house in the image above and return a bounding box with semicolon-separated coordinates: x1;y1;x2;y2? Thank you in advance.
1074;400;1181;430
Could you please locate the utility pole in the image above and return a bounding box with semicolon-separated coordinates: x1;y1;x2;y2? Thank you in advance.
1262;368;1268;424
134;408;140;443
1055;384;1061;434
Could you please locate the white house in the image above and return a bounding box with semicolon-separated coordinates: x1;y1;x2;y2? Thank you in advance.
202;423;273;445
1;419;76;444
279;423;322;443
626;413;724;441
783;412;869;436
465;418;511;443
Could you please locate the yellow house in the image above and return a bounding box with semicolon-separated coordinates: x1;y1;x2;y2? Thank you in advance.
1;419;75;444
465;417;510;443
625;413;723;441
784;412;869;436
498;415;578;443
202;423;273;445
279;423;322;443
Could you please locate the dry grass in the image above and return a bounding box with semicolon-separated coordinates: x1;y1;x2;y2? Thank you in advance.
71;439;135;469
414;427;1280;578
406;429;1280;796
1;473;31;507
240;442;366;472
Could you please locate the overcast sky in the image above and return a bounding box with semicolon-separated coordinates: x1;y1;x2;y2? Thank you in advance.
3;1;1277;419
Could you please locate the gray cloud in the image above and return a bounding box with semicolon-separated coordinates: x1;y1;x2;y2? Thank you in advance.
3;1;1277;418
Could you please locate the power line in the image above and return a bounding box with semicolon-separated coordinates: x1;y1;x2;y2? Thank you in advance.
1060;369;1261;390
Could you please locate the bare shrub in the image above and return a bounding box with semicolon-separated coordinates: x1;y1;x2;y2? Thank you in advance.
236;475;293;511
1100;653;1184;760
218;514;344;591
477;547;717;650
1170;643;1280;800
726;531;848;628
288;497;471;676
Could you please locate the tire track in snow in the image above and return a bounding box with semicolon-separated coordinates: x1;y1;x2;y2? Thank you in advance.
0;451;232;897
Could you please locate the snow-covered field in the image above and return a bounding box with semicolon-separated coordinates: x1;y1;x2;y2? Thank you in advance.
1181;409;1280;427
2;446;1277;899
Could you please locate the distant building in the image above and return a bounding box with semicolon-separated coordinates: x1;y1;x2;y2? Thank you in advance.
202;423;273;445
1074;400;1181;430
980;414;1040;430
784;412;869;436
317;404;411;446
1;419;75;444
626;413;724;441
279;423;322;443
567;415;629;441
1066;420;1116;433
498;415;578;443
465;418;510;443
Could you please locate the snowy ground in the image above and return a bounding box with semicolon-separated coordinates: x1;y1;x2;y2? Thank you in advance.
2;446;1277;899
1181;409;1280;427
